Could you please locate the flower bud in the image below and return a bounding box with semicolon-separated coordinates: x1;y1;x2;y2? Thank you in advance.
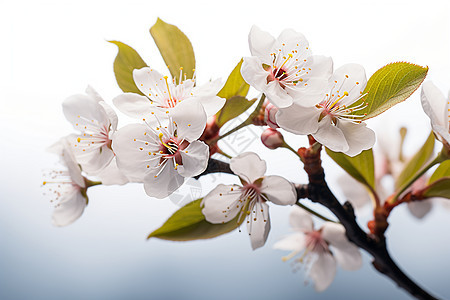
264;102;279;129
261;128;284;149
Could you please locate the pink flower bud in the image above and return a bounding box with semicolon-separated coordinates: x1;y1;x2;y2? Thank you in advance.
264;103;279;129
261;128;284;149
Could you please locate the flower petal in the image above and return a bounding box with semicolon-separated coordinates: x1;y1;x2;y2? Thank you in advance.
273;232;305;251
99;101;118;132
241;56;270;92
289;205;313;232
337;174;371;210
76;144;115;175
331;64;367;102
95;158;129;186
313;116;349;153
248;25;276;63
230;152;266;183
171;99;207;142
276;104;320;135
202;184;242;223
133;67;168;106
337;120;375;157
421;81;450;144
143;159;185;199
112;93;155;119
321;222;362;271
247;201;271;250
62;94;109;129
276;28;310;58
265;80;293;108
309;253;336;292
112;123;160;182
177;141;209;177
261;175;297;205
85;85;104;103
52;188;87;227
304;55;333;80
191;79;226;116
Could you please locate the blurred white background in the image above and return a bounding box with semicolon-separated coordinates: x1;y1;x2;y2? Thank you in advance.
1;0;450;299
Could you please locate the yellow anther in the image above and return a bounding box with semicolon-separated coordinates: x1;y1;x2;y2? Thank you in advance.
77;137;81;143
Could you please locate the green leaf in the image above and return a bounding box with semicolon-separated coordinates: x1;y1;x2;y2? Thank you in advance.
109;41;148;94
422;178;450;199
353;62;428;120
395;132;435;189
217;96;256;127
216;60;252;127
150;18;195;82
217;59;250;100
429;160;450;184
148;199;244;241
326;148;375;189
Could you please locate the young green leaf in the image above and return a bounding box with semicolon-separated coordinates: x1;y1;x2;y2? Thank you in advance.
150;18;195;82
429;160;450;184
395;132;435;189
422;178;450;199
148;199;244;241
215;60;252;127
326;148;375;189
217;96;256;127
109;41;148;94
353;62;428;120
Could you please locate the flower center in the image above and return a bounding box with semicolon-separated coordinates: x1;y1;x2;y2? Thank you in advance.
304;230;329;255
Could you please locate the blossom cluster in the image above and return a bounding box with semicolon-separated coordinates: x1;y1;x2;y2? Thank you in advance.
43;22;449;294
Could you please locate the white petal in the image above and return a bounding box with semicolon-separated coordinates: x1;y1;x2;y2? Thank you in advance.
261;175;297;205
177;141;209;177
52;188;87;227
265;80;293;108
407;200;433;219
309;253;336;292
191;79;225;116
143;159;185;199
76;144;115;175
95;158;129;185
277;28;309;56
58;139;85;188
248;201;271;250
112;123;160;182
230;152;266;183
202;184;242;223
241;56;270;92
171;99;207;142
85;85;104;103
321;222;362;271
62;94;109;129
99;101;118;132
286;78;328;107
331;64;367;102
337;120;375;157
304;55;333;80
133;67;168;106
248;25;276;63
276;104;320;135
273;232;305;251
421;82;450;144
289;205;314;232
112;93;155;119
313;116;349;153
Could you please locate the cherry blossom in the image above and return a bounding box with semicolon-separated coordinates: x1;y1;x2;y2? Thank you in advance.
113;67;225;120
274;206;362;291
62;86;117;174
112;100;209;199
202;152;297;250
276;64;375;156
241;25;332;108
43;138;88;227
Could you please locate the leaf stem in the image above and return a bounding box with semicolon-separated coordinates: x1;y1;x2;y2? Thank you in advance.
212;94;266;143
296;202;339;223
